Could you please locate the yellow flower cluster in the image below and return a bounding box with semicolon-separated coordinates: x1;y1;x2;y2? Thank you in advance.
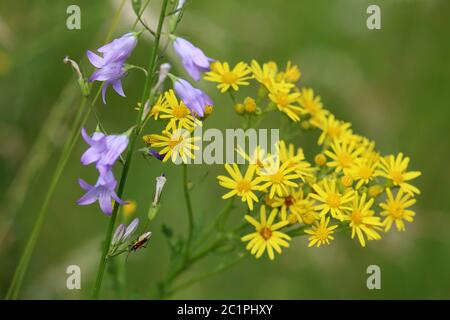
210;60;421;260
142;89;205;163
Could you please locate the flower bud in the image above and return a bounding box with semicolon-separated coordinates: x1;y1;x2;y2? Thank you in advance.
314;153;327;166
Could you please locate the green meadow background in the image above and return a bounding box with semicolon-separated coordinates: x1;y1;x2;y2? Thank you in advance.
1;0;449;299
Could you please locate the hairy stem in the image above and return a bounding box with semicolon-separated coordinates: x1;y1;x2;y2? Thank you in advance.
91;0;170;299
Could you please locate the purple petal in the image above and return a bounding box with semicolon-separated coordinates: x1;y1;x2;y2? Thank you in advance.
112;80;125;97
86;50;104;68
77;188;99;206
78;178;93;191
101;83;109;104
99;190;113;215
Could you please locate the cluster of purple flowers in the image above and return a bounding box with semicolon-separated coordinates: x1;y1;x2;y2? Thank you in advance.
87;33;138;103
77;128;129;215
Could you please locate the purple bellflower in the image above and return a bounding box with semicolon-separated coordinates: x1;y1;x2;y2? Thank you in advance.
173;37;213;81
174;78;213;117
77;170;127;215
80;128;129;173
87;33;138;103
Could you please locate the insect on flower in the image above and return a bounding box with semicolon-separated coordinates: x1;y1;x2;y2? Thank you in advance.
130;231;153;251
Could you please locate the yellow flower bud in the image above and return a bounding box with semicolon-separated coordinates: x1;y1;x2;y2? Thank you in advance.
301;211;316;225
341;175;354;188
243;97;257;113
314;153;327;166
301;121;311;130
234;103;245;114
204;105;214;115
288;213;298;225
368;185;384;198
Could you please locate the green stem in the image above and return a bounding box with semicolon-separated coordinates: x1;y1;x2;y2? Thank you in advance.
91;0;170;299
4;0;129;300
182;163;194;259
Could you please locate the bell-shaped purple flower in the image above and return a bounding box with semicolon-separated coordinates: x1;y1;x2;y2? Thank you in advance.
87;33;138;103
174;78;213;117
77;170;127;215
173;37;213;81
81;128;129;172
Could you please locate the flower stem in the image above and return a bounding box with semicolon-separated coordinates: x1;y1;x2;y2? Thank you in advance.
91;0;170;299
4;0;129;300
182;163;194;259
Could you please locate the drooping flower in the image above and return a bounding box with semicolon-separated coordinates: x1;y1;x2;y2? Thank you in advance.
87;32;138;103
153;174;167;206
217;164;261;210
241;206;291;260
173;37;213;81
173;78;213;117
204;61;253;92
77;170;127;215
80;128;129;173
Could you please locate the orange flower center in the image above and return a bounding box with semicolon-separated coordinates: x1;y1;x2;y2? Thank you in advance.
390;170;404;184
172;105;188;118
236;179;251;193
260;227;272;240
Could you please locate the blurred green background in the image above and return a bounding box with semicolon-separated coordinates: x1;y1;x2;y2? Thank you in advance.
1;0;449;299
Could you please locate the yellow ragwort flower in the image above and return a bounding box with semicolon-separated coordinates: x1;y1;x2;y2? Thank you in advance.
204;61;252;92
276;61;301;83
268;86;302;122
258;159;300;199
305;216;338;247
346;157;379;189
343;193;383;247
147;128;199;163
376;153;421;195
217;164;261;210
277;140;314;181
318;114;352;145
271;187;303;221
298;88;328;126
310;179;354;220
325;139;364;173
250;60;278;89
380;188;416;232
159;89;201;131
241;205;291;260
147;93;167;120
